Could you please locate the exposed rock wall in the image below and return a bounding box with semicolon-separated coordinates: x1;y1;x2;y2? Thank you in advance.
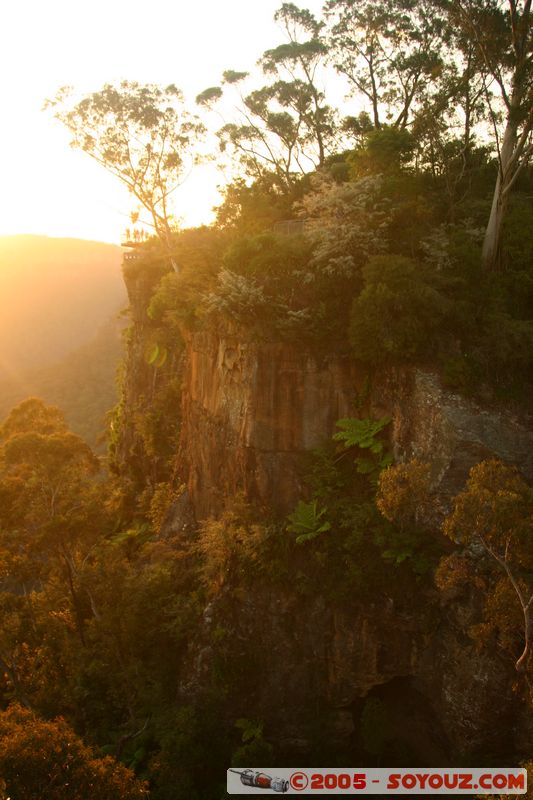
178;326;533;521
113;260;182;494
180;580;522;763
118;268;532;762
174;327;531;759
178;327;364;519
372;368;533;507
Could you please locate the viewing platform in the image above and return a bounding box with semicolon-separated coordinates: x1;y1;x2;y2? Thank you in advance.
272;218;308;236
121;228;148;261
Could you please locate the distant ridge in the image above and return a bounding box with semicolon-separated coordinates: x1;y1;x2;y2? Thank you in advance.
0;235;127;448
0;234;126;376
0;317;124;450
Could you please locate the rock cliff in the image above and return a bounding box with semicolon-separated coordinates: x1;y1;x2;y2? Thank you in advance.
173;324;532;762
177;325;533;521
118;262;532;764
179;573;524;764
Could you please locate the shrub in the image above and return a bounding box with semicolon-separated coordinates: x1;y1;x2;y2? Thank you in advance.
194;501;272;592
0;704;148;800
376;460;431;528
349;254;450;363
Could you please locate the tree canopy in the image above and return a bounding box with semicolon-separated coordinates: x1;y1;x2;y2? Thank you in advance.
47;82;205;264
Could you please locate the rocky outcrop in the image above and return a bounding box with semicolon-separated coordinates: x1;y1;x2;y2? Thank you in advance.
118;265;532;763
171;325;530;761
372;368;533;510
178;327;364;519
177;326;533;521
180;580;522;764
112;259;182;495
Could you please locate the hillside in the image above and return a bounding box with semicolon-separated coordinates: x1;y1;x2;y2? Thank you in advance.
0;317;124;449
0;235;126;447
0;235;126;378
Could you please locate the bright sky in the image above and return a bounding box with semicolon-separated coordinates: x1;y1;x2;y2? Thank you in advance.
0;0;325;244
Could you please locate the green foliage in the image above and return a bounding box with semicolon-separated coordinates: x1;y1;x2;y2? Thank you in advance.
215;173;299;235
283;413;439;601
420;219;533;400
333;416;390;450
0;704;148;799
374;526;436;577
501;194;533;278
349;255;450;364
206;231;320;337
147;226;225;331
334;416;392;478
231;718;274;768
297;172;389;279
110;264;186;502
195;86;223;105
475;311;533;395
375;461;440;576
349;127;416;176
287;499;331;543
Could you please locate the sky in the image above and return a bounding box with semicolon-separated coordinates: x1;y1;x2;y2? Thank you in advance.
0;0;325;244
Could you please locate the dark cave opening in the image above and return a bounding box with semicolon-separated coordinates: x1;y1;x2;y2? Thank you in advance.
350;676;451;767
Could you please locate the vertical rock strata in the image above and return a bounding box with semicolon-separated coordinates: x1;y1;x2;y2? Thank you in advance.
178;327;533;520
119;263;533;761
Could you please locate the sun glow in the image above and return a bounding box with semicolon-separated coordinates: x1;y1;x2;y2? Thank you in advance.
0;0;323;244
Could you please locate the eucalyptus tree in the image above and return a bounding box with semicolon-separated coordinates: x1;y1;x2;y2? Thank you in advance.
197;70;307;190
260;3;336;166
196;4;335;190
445;0;533;269
324;0;450;131
47;81;205;266
444;460;533;675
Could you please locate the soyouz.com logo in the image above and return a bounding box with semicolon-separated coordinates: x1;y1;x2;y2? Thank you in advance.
226;767;527;794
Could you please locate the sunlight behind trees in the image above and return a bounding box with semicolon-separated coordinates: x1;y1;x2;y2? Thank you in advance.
0;0;324;243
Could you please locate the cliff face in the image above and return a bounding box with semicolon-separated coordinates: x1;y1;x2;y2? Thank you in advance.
178;327;364;519
178;325;533;521
183;582;522;764
119;265;532;763
112;259;182;494
171;325;531;761
373;368;533;501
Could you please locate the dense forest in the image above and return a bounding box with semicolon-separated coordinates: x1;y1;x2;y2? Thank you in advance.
0;237;125;448
0;1;532;798
0;236;124;374
0;318;124;450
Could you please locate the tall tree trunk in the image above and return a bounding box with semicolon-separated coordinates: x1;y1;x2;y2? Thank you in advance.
452;0;533;270
515;603;532;673
482;115;518;270
481;174;507;271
